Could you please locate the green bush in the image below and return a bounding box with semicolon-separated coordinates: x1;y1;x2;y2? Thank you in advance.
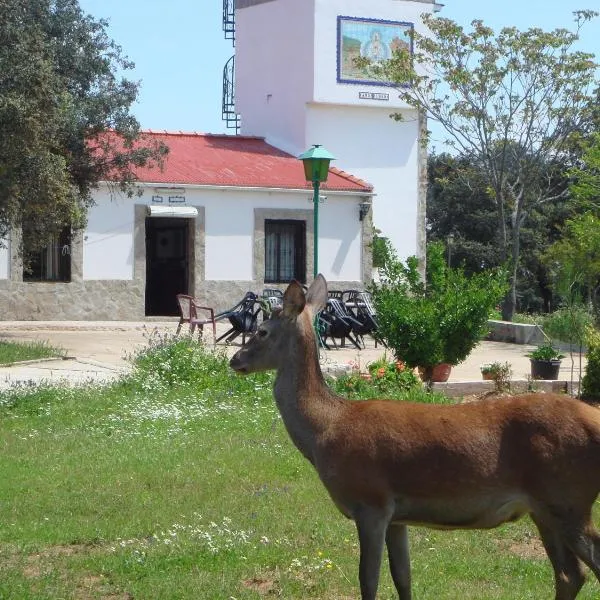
129;330;274;394
371;242;507;376
582;329;600;402
330;357;449;403
542;306;593;349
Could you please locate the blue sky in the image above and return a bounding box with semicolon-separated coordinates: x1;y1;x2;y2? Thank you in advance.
79;1;599;136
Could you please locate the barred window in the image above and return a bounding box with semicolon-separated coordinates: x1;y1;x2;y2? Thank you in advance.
264;220;306;284
23;227;71;282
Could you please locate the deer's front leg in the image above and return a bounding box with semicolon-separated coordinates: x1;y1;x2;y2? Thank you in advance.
386;523;412;599
355;507;389;600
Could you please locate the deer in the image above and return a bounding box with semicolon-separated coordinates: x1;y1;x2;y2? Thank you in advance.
229;275;600;599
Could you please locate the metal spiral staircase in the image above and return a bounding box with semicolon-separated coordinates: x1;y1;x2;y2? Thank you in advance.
222;0;240;133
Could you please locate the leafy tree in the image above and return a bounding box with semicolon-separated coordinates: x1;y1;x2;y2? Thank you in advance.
0;0;167;251
428;152;572;313
569;132;600;209
373;11;599;320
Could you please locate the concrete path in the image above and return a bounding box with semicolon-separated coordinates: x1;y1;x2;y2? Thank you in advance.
0;320;586;393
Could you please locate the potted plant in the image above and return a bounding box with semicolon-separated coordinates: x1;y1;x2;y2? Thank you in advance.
480;363;498;380
527;343;565;380
480;361;512;392
371;242;507;384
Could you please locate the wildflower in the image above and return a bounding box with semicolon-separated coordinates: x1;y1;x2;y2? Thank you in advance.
396;360;405;372
360;373;372;381
376;367;386;378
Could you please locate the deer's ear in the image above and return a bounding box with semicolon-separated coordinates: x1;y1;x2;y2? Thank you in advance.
282;280;306;318
305;274;328;315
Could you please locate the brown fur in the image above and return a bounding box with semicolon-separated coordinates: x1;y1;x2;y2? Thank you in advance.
230;275;600;599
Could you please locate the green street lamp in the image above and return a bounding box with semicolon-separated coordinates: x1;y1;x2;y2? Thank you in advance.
298;144;336;279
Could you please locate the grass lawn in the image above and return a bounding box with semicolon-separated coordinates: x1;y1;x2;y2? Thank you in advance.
0;339;64;365
0;335;598;599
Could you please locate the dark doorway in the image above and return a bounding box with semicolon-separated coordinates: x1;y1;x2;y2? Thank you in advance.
145;218;190;316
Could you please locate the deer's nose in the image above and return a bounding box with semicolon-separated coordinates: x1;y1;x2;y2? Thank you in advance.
229;351;247;374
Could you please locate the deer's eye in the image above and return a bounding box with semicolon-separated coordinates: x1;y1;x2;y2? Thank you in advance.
257;328;268;338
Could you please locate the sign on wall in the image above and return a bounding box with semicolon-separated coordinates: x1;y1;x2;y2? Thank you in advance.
337;16;413;87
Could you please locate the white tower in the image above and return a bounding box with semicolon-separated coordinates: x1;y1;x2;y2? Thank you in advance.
235;0;440;261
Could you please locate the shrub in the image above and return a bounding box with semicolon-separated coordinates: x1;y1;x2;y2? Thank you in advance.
526;343;565;361
582;329;600;402
371;242;507;376
128;329;274;394
542;306;593;350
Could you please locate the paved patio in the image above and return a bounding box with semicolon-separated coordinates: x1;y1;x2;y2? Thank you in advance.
0;320;586;393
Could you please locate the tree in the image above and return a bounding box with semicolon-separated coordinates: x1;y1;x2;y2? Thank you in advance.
428;152;573;313
0;0;167;252
372;11;598;320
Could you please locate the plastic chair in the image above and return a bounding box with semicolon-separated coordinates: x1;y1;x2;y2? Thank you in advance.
215;292;262;345
317;298;363;350
342;289;386;348
176;294;217;345
260;289;284;321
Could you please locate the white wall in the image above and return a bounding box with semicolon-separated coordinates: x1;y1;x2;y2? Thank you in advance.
83;188;136;280
0;236;9;280
307;103;420;259
236;0;315;155
314;0;435;107
85;185;364;283
203;188;363;282
235;0;434;260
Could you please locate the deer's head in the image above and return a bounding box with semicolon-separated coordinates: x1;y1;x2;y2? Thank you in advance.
229;275;328;374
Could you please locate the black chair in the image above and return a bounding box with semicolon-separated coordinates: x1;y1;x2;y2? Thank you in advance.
317;298;363;350
342;290;386;348
260;289;284;321
215;292;262;345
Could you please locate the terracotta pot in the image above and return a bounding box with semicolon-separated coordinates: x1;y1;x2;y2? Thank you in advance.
530;359;561;380
482;371;494;381
419;363;452;383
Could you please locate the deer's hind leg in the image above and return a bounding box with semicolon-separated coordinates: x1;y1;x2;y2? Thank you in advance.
531;514;586;600
386;522;412;600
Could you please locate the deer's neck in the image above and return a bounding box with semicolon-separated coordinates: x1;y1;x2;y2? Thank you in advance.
273;316;346;463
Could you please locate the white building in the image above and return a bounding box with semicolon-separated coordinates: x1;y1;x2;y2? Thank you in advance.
235;0;440;260
0;133;372;319
0;0;438;320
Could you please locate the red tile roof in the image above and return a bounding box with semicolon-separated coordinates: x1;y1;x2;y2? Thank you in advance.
125;131;373;193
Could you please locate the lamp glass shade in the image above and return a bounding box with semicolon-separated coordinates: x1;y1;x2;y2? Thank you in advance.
298;145;336;183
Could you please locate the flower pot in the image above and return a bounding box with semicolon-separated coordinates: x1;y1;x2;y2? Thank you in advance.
530;359;561;380
419;363;452;383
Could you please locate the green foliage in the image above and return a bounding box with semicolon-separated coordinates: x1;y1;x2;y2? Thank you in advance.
526;343;565;361
0;0;168;249
480;361;512;392
329;357;442;402
129;330;274;394
569;132;600;209
544;213;600;309
371;231;394;270
372;12;598;319
0;339;64;364
371;242;507;375
582;329;600;402
543;306;593;349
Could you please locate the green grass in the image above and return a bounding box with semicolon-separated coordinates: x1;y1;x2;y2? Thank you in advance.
0;334;598;598
0;339;64;365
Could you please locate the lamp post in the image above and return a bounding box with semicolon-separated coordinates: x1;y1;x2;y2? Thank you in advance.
298;144;335;279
